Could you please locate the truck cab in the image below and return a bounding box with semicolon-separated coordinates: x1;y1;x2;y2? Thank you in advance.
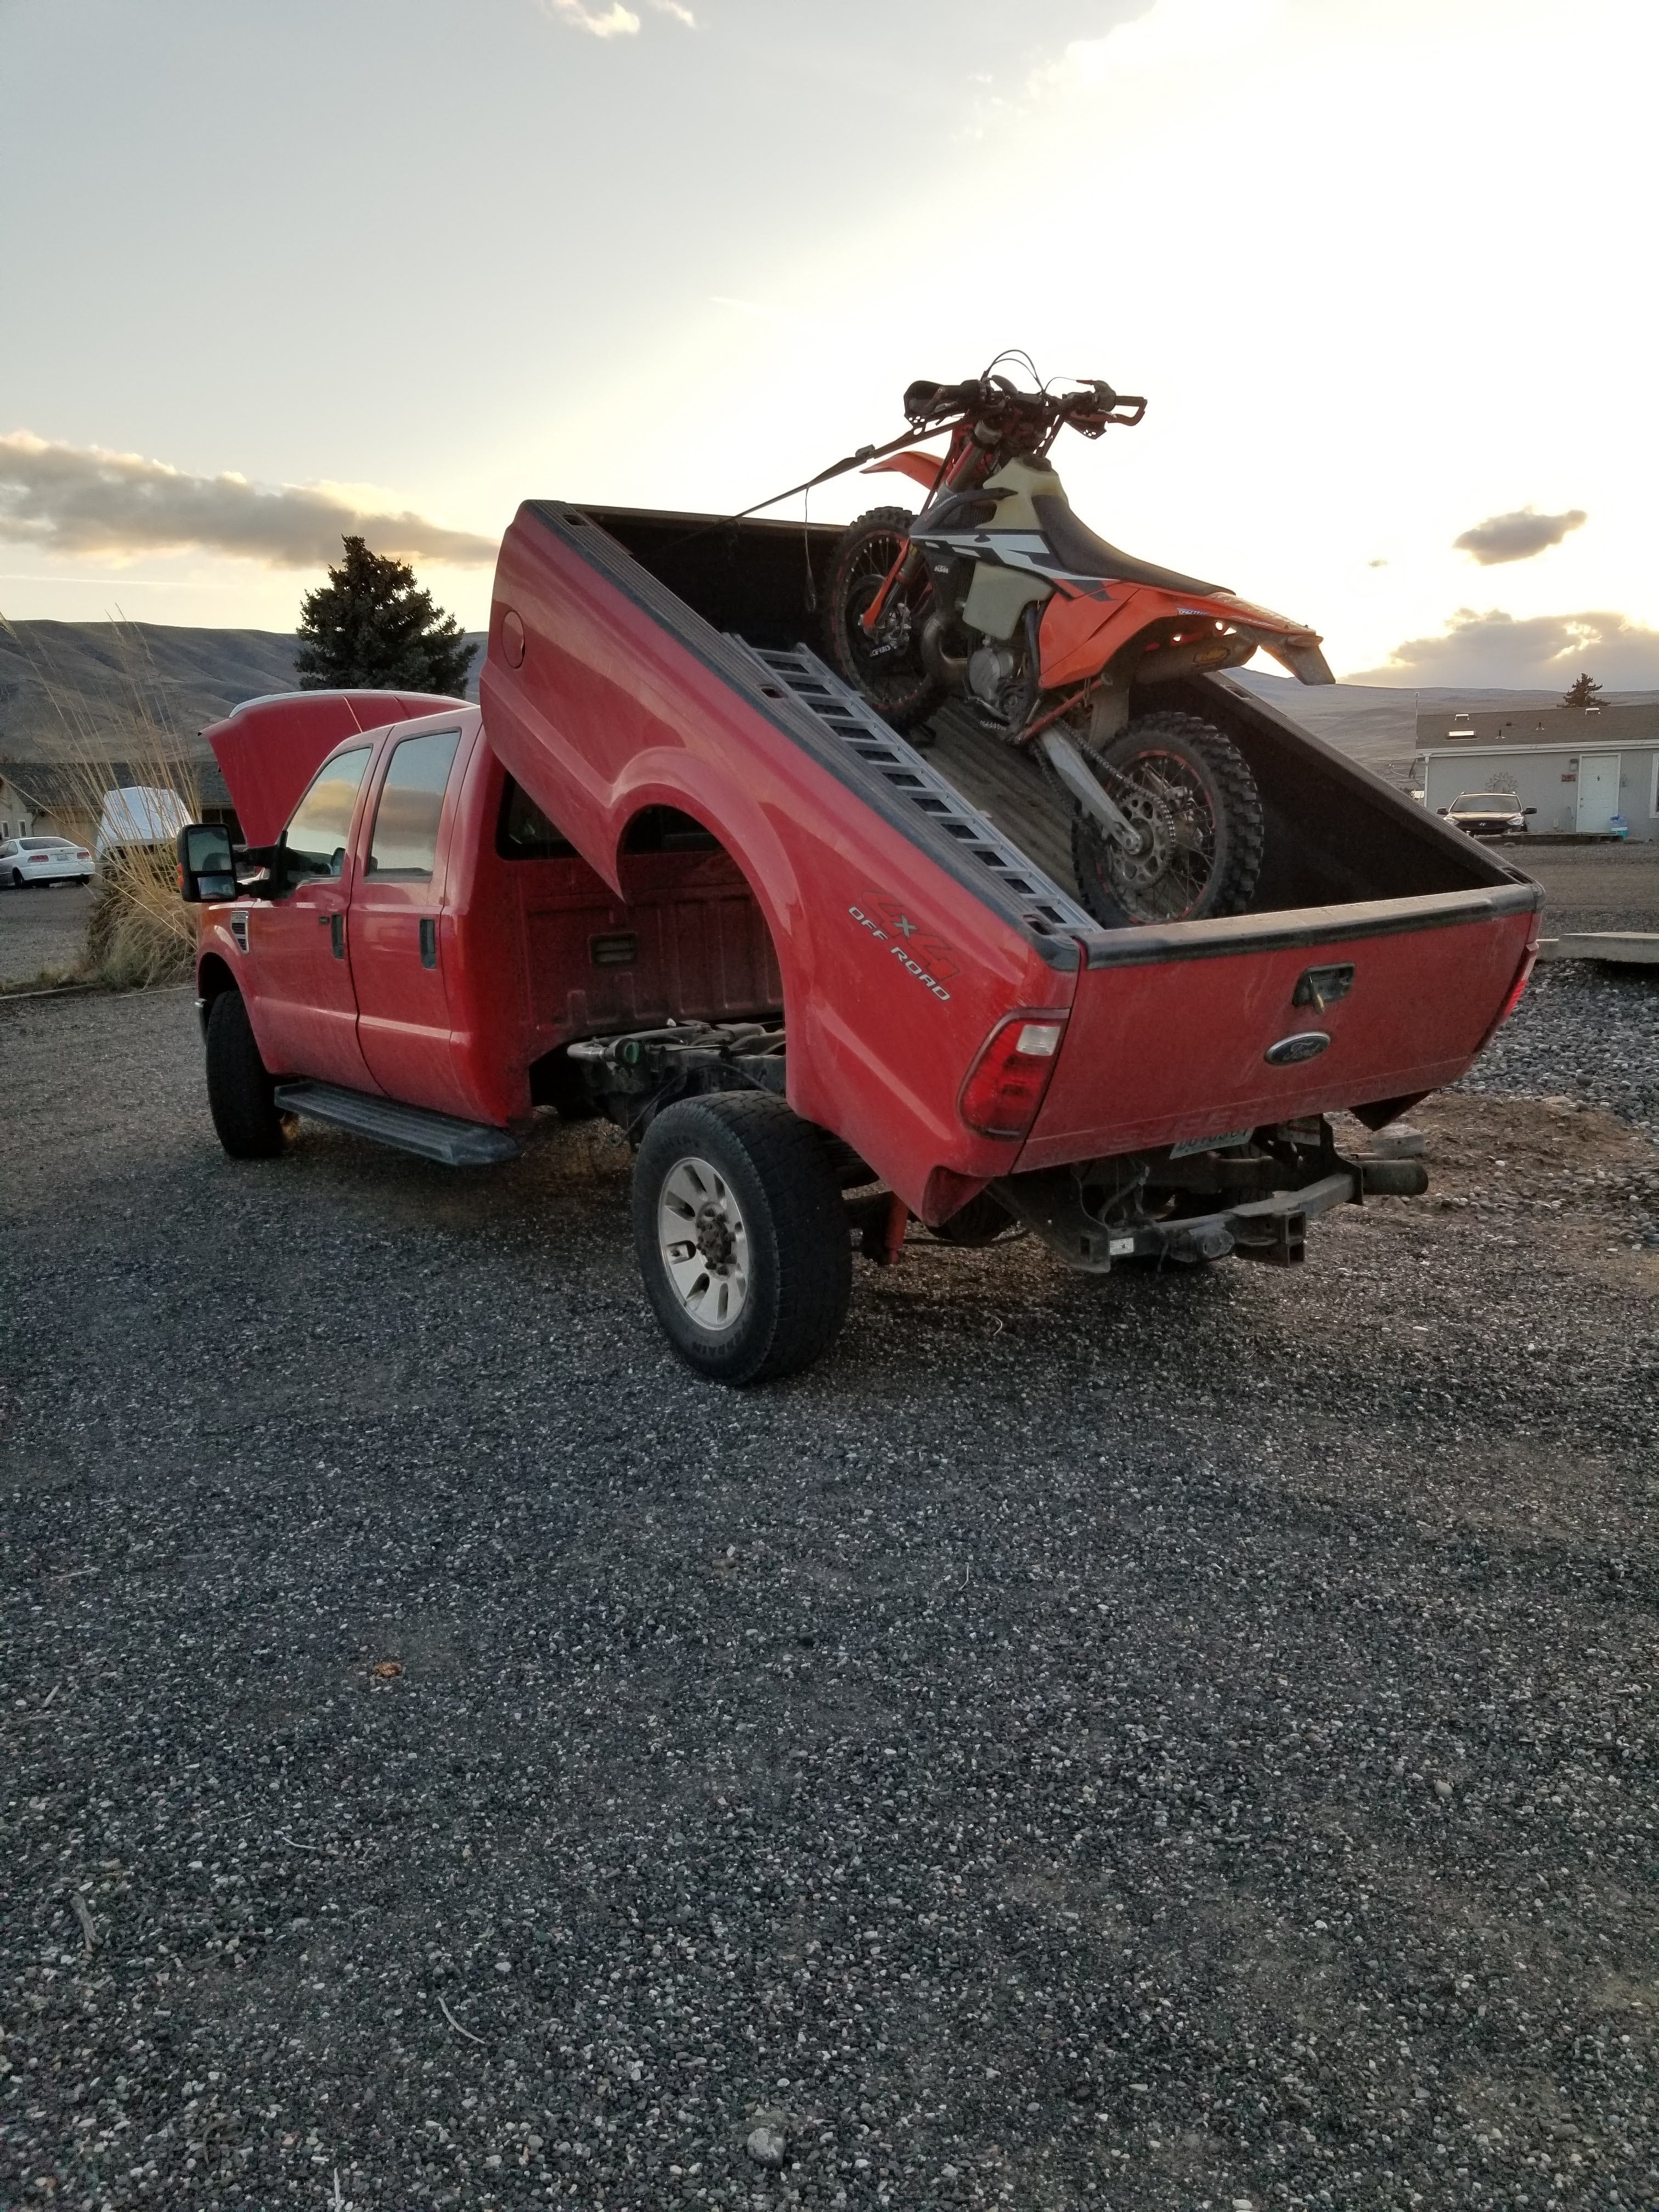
191;693;781;1132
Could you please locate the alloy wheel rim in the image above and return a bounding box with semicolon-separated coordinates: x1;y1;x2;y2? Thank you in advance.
657;1155;751;1333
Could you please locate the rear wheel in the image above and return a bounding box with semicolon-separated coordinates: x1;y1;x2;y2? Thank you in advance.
205;989;287;1159
633;1093;851;1385
824;507;946;732
1072;709;1264;926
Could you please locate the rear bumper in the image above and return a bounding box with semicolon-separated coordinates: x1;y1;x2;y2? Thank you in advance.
990;1164;1374;1272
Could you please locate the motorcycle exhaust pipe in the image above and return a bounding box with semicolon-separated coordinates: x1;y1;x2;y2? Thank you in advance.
921;612;968;684
1133;633;1257;684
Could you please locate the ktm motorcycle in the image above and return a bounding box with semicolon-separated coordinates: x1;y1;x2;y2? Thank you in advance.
822;365;1334;926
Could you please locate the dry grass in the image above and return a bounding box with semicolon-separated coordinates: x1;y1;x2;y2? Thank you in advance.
1;612;204;989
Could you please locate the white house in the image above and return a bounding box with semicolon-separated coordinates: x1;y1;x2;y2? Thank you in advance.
1410;739;1659;840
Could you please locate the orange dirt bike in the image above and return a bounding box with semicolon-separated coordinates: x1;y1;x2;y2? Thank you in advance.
822;363;1335;925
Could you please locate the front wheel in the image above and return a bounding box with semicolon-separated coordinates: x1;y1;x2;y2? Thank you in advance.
633;1093;852;1385
1071;709;1265;926
205;989;288;1159
823;506;946;732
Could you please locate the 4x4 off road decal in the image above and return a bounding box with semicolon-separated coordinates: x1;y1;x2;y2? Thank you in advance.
847;896;959;1003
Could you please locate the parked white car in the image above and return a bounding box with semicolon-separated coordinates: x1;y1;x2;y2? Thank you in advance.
0;835;94;888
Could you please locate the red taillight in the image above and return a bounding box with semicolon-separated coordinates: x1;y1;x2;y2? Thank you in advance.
959;1011;1069;1139
1497;944;1539;1028
76;849;91;859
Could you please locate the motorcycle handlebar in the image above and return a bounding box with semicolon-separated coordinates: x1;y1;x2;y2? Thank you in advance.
903;375;1145;432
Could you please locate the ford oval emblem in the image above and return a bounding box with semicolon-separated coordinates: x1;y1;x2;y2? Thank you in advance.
1265;1030;1331;1065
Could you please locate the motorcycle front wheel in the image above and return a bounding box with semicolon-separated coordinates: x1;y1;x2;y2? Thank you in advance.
823;507;946;732
1071;709;1265;926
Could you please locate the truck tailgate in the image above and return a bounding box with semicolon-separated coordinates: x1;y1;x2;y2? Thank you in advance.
1019;889;1537;1170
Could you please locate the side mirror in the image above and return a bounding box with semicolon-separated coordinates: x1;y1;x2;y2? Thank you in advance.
1523;806;1537;817
1436;806;1449;815
176;823;236;904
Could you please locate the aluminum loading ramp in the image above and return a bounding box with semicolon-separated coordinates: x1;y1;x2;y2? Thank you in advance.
731;642;1094;938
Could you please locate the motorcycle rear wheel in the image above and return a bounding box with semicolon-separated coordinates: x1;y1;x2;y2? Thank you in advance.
1071;709;1264;926
823;507;946;732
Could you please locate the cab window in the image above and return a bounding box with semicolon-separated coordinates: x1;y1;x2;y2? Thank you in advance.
496;775;577;859
283;746;373;883
366;730;462;879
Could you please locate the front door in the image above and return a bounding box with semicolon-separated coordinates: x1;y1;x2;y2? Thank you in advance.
350;723;470;1114
251;742;380;1090
1576;753;1622;832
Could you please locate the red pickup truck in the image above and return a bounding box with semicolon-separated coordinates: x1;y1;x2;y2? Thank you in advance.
179;501;1541;1383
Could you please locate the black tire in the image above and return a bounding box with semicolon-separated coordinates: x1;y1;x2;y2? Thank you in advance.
1071;709;1264;926
823;507;946;732
205;989;287;1160
10;870;24;889
633;1092;852;1385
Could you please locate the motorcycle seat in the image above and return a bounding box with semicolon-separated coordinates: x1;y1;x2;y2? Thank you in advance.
1032;494;1228;596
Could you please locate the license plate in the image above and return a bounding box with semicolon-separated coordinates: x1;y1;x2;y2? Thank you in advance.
1168;1128;1252;1159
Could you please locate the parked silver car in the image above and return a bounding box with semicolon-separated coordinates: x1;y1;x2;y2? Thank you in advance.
1437;792;1535;838
0;836;94;887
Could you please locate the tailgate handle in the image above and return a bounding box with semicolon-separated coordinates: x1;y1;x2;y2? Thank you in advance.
1294;962;1353;1011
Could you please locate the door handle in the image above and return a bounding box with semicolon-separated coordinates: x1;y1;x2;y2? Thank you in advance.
329;913;346;960
419;918;437;969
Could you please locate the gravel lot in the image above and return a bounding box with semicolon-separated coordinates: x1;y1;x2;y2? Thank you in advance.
1509;844;1659;936
1459;963;1659;1142
0;882;94;989
2;984;1656;2212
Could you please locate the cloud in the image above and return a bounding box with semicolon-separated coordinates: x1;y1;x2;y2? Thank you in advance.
543;0;640;35
540;0;692;34
1348;607;1659;687
1043;0;1279;91
1453;505;1587;566
0;432;496;569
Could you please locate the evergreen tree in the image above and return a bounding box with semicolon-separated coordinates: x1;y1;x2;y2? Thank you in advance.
1561;672;1604;710
295;537;476;696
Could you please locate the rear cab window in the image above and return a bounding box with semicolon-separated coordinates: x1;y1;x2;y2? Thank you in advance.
496;776;577;859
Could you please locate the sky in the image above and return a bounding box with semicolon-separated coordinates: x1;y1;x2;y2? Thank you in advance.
1;0;1654;687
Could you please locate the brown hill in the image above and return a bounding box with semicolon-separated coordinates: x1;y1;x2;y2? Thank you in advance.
1;619;1650;794
0;619;486;768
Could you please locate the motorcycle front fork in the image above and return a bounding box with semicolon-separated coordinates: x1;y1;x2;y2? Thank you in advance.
860;540;925;636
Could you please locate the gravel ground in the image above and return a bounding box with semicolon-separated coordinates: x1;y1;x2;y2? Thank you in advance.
1507;844;1659;936
1458;963;1659;1142
2;989;1656;2212
0;882;93;988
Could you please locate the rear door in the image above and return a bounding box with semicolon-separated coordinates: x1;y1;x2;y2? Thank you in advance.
349;721;471;1113
250;742;379;1088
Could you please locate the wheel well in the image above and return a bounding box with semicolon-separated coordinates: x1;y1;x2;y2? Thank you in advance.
196;952;237;1035
612;803;786;1022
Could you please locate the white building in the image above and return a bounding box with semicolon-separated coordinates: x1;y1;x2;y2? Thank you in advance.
1410;738;1659;840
